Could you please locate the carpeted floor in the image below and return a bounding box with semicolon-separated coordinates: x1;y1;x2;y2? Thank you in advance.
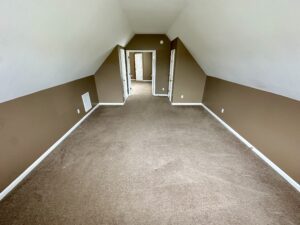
0;82;299;225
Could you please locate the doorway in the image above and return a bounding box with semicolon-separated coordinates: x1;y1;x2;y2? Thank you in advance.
126;50;156;96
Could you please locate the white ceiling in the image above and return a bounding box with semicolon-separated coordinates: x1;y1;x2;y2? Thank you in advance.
0;0;133;103
118;0;189;33
168;0;300;101
1;0;300;102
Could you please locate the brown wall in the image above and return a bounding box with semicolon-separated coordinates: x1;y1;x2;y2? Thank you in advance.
94;46;124;103
0;76;98;192
143;52;152;81
171;38;207;103
126;34;170;94
129;52;136;79
203;77;300;183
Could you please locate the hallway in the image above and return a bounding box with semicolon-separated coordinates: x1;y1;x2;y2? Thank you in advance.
0;82;299;225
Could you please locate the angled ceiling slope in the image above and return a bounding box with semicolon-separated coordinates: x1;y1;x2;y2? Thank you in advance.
0;0;133;103
2;0;300;103
168;0;300;101
119;0;189;34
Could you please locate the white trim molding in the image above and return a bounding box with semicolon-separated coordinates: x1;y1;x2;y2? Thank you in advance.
154;94;168;97
131;79;152;82
0;103;101;201
201;103;300;192
119;48;129;101
168;49;176;102
138;80;152;82
99;102;125;106
126;50;157;96
171;103;202;106
126;50;156;53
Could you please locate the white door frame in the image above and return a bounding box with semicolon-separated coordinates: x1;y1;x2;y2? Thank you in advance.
168;49;176;102
119;48;128;101
126;50;156;96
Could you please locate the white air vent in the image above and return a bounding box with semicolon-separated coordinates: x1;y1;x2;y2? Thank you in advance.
81;92;92;112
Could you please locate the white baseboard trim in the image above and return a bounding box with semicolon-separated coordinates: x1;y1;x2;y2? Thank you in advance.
2;102;298;201
154;94;168;97
201;103;300;192
99;102;124;106
171;103;202;106
136;80;152;82
0;104;100;201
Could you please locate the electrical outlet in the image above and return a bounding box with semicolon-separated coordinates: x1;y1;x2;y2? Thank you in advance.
181;94;184;99
162;87;165;91
221;108;225;113
77;109;81;114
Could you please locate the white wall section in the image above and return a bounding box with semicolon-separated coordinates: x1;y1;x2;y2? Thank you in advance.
168;0;300;101
1;0;300;102
119;0;189;33
0;0;133;103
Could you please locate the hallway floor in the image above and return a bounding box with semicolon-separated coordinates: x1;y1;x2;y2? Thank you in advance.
0;82;299;225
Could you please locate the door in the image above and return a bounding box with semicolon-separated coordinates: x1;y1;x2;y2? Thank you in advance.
152;51;156;95
135;53;143;81
126;51;132;95
119;49;128;100
168;49;176;101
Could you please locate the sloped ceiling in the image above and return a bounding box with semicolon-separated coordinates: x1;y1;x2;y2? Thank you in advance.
0;0;133;103
119;0;188;33
168;0;300;101
1;0;300;103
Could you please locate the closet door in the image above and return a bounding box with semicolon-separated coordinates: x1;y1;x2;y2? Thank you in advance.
135;53;143;81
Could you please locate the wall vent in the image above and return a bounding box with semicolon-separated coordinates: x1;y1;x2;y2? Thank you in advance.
81;92;92;112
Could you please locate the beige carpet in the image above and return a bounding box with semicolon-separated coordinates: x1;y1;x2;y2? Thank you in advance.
0;81;299;225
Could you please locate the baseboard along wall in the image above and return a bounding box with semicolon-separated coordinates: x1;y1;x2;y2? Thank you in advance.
0;104;100;201
1;101;298;201
99;102;125;106
200;103;300;192
171;103;202;106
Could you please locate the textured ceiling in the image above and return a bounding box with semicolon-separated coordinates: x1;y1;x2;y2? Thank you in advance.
1;0;300;102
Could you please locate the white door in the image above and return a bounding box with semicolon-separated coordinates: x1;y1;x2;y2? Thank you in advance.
119;49;128;100
152;51;156;96
126;52;132;95
135;53;143;81
168;49;176;101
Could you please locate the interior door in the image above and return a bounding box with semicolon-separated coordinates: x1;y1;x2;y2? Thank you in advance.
135;53;143;81
126;51;132;95
168;49;176;101
152;51;156;95
119;49;128;100
127;53;132;95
